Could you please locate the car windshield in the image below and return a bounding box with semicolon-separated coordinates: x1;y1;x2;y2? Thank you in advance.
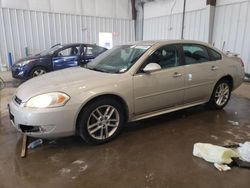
85;45;150;73
39;44;63;56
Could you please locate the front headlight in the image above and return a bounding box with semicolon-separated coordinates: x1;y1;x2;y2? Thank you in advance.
16;60;31;67
25;92;70;108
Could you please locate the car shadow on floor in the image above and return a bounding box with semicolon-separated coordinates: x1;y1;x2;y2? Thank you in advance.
124;104;209;132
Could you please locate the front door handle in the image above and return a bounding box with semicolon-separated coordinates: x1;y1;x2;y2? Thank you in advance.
173;72;182;78
211;66;218;71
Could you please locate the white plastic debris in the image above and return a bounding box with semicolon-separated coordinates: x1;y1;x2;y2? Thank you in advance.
214;163;231;172
28;139;43;149
59;168;71;175
193;143;239;164
72;160;85;165
227;120;239;126
237;142;250;162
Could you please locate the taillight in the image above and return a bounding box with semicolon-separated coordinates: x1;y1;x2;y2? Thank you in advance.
240;59;244;67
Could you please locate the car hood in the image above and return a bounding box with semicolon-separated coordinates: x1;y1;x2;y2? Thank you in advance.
16;67;117;102
15;54;50;64
15;55;40;63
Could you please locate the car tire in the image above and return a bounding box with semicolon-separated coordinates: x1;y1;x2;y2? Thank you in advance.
30;67;47;78
208;79;232;110
78;97;125;145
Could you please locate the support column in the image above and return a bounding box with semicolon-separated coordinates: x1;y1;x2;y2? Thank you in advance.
206;0;216;44
134;0;144;41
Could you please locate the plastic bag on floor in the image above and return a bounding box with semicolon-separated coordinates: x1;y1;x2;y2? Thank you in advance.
193;143;239;164
238;142;250;162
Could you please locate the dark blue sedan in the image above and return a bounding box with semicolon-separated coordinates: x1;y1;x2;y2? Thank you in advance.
11;43;107;80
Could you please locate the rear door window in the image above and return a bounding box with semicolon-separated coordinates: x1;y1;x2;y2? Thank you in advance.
182;44;209;65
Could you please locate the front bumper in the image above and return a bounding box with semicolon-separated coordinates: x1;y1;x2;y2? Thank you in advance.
11;65;29;80
8;99;78;139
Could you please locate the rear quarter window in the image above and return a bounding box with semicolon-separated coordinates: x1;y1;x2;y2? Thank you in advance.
207;48;222;61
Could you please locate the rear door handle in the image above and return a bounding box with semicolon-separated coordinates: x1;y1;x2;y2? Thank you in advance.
173;72;182;78
211;66;218;71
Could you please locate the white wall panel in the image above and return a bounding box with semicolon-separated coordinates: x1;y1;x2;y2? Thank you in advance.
0;0;132;19
216;0;248;6
183;9;208;41
50;0;77;14
1;0;29;10
144;0;207;19
28;0;50;12
143;8;208;42
143;14;181;40
212;1;250;73
0;8;135;67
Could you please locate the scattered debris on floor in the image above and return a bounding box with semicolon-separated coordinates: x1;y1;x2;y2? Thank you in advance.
28;139;43;149
223;139;235;146
193;142;250;171
59;168;71;175
58;159;88;179
72;160;85;165
238;142;250;162
79;164;88;172
20;134;28;158
193;143;239;164
48;140;57;144
210;135;219;140
214;163;231;172
227;120;240;126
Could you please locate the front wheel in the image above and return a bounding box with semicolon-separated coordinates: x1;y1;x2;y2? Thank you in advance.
208;79;232;110
30;67;47;78
78;98;125;145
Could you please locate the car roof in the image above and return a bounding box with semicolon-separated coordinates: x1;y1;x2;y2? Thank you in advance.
59;43;106;48
128;40;214;48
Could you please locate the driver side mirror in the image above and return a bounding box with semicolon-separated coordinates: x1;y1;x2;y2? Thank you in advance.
143;63;162;73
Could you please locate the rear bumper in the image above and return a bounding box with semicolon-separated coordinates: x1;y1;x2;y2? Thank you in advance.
8;99;79;139
233;68;245;90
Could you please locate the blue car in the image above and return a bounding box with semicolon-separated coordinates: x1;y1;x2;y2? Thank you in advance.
11;43;107;80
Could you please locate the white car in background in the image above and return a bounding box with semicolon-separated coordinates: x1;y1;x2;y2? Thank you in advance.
9;40;245;144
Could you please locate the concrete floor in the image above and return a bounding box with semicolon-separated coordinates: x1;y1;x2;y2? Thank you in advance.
0;72;250;188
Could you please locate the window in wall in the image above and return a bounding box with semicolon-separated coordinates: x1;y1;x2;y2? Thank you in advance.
99;32;113;49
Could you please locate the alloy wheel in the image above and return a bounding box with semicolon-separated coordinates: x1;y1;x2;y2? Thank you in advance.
87;105;120;140
33;69;46;77
215;83;230;106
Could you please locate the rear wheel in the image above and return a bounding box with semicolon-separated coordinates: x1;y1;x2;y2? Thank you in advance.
78;98;125;145
30;67;47;78
208;79;232;109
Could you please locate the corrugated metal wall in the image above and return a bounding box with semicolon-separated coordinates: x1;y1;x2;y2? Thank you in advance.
0;8;135;67
212;1;250;73
143;13;182;40
143;8;208;42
